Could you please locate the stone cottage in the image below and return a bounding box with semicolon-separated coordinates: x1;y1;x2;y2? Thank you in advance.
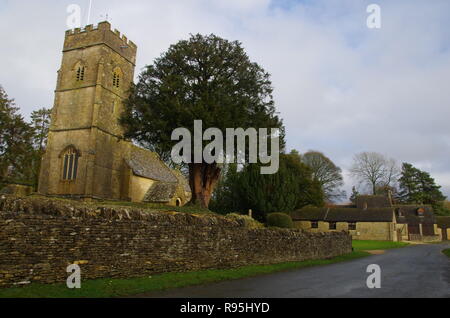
292;195;441;242
38;22;191;206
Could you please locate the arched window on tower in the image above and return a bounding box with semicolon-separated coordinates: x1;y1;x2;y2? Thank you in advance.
61;147;80;181
76;66;85;81
74;61;86;82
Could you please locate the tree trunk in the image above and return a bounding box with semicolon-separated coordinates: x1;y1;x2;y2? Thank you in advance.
189;163;222;209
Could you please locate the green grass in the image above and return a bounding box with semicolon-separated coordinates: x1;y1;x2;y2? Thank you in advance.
443;249;450;258
352;240;409;251
0;251;369;298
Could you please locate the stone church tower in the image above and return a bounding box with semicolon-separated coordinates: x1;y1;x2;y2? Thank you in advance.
39;22;191;205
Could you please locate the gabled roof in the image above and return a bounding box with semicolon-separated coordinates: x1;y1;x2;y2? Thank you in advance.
395;205;435;225
292;207;395;222
126;146;178;183
143;182;177;203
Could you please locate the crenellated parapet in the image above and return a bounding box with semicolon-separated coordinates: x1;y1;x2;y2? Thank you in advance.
64;21;137;64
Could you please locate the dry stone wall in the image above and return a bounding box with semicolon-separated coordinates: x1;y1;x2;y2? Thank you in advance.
0;196;352;288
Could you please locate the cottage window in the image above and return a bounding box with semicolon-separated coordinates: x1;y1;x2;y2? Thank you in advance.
62;147;79;181
348;222;357;231
311;221;318;229
329;222;337;230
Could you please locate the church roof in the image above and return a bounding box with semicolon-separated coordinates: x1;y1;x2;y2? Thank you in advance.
171;169;192;193
126;146;178;183
143;182;177;203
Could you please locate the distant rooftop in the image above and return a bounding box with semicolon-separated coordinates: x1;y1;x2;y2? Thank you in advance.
356;195;392;209
292;207;394;223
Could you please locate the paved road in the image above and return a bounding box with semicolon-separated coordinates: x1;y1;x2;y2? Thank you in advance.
138;243;450;298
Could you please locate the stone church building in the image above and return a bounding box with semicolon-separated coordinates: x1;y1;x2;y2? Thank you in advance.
38;22;191;206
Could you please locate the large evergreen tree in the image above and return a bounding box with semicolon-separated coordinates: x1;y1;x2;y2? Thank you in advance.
121;34;284;208
209;163;242;215
398;163;446;205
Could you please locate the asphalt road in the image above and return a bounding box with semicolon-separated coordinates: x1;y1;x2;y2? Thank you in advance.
138;243;450;298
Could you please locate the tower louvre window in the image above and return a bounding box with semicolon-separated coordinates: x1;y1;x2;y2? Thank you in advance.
62;147;79;181
76;66;85;81
113;72;120;88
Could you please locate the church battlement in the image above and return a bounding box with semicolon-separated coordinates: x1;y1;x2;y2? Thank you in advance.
64;21;137;64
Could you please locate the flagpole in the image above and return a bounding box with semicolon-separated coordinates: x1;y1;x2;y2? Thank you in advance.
86;0;93;25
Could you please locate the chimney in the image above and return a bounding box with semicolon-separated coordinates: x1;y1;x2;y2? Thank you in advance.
387;189;393;206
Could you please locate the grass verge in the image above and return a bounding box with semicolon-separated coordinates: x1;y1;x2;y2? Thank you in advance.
352;240;409;251
0;251;369;298
443;249;450;258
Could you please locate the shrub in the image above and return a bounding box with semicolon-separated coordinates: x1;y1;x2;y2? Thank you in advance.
266;213;294;229
225;213;264;229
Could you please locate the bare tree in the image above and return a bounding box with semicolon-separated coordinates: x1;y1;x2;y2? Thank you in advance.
302;151;346;202
349;152;400;195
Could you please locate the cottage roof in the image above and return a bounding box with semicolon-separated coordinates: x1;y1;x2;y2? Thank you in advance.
126;146;178;183
292;207;395;222
395;205;435;225
171;169;192;193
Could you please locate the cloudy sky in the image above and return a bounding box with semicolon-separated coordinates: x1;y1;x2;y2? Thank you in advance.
1;0;450;199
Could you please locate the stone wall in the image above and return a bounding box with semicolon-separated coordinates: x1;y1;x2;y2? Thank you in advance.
0;196;352;288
